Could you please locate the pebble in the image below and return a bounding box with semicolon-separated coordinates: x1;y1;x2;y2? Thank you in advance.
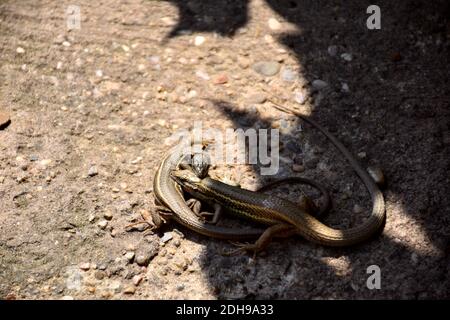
98;220;108;230
195;70;210;80
411;253;418;265
160;232;173;243
88;166;98;177
124;251;135;262
357;152;367;159
94;270;105;280
340;53;353;61
341;83;350;92
312;79;328;90
237;56;250;69
103;211;113;220
123;285;136;294
132;275;143;286
0;110;11;128
327;45;338;56
79;262;90;271
293;90;307;104
281;68;297;82
353;204;364;214
16;47;25;54
62;41;71;47
292;164;305;172
176;284;185;291
252;61;280;77
61;296;74;300
245;92;267;104
213;74;228;85
95;70;103;77
194;36;205;46
135;254;150;266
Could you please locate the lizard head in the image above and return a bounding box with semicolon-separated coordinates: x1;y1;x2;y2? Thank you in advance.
170;169;202;192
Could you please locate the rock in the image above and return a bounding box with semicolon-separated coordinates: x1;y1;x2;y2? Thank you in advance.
132;275;143;286
95;70;103;77
94;270;106;280
0;110;11;128
62;41;71;47
194;36;205;46
16;47;25;54
353;204;364;214
176;284;185;291
312;79;328;90
340;53;353;62
268;18;282;30
88;166;98;177
293;90;307;104
61;296;74;300
213;74;228;85
110;281;122;293
252;61;280;77
237;56;250;69
292;164;305;172
357;152;367;159
195;70;210;80
160;232;173;243
103;211;113;220
281;68;297;82
123;285;136;294
79;262;90;271
245;92;267;104
135;254;150;266
97;220;108;230
341;83;350;92
328;45;338;56
124;251;135;262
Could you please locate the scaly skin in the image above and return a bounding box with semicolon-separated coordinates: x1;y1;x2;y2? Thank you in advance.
171;102;385;249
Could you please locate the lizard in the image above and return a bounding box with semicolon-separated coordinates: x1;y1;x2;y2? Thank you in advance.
170;101;385;252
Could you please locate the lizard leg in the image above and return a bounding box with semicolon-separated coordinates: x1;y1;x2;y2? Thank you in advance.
185;198;222;224
223;224;295;256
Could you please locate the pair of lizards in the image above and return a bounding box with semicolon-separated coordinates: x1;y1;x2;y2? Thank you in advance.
151;101;386;253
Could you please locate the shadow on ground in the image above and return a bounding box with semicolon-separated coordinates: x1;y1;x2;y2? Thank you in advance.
164;0;449;298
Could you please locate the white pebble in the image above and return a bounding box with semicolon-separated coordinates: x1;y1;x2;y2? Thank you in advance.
341;53;353;61
16;47;25;54
194;36;205;46
312;79;328;90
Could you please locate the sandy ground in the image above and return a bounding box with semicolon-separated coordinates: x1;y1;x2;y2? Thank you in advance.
0;0;449;299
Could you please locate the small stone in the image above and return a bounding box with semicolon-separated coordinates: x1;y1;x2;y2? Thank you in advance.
124;251;135;262
40;159;52;166
246;92;267;104
194;36;205;46
237;56;250;69
94;270;105;280
328;45;338;56
411;252;418;265
62;41;71;47
195;70;210;80
305;158;319;169
268;18;282;30
341;83;350;92
293;90;307;104
16;47;25;54
160;232;173;243
61;296;74;300
357;152;367;159
132;275;143;286
341;53;353;61
0;110;11;128
312;79;328;90
252;61;280;77
353;204;364;214
95;70;103;77
281;68;297;82
88;166;98;177
103;211;113;220
135;254;150;266
176;284;185;291
79;262;90;271
213;74;228;85
292;164;305;172
123;285;136;294
56;61;63;69
98;220;108;230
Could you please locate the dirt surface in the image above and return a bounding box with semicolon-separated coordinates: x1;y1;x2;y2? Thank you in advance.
0;0;449;299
